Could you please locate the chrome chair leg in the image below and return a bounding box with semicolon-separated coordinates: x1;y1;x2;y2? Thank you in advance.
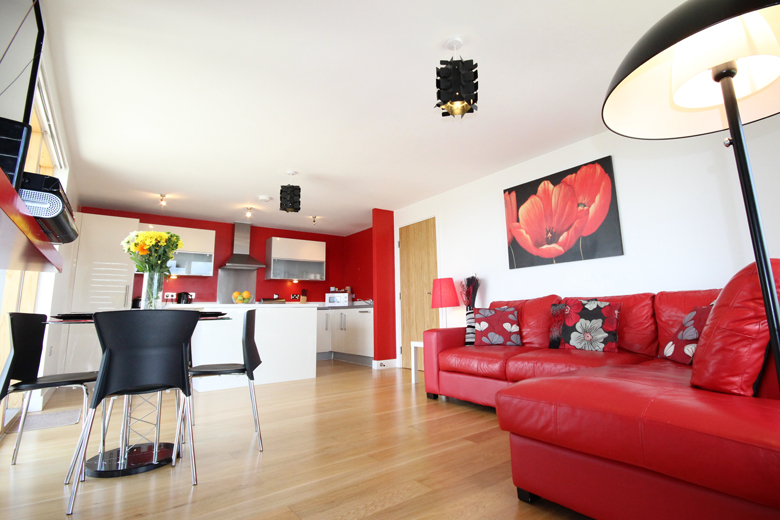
118;396;130;468
67;407;96;515
185;395;197;485
64;385;90;484
153;391;162;463
247;378;263;452
171;391;187;467
64;425;87;485
174;391;185;448
188;375;195;425
11;391;32;465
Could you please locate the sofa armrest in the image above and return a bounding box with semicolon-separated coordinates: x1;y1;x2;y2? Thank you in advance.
423;327;466;394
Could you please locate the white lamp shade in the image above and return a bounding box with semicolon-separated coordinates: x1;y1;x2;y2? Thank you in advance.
603;2;780;139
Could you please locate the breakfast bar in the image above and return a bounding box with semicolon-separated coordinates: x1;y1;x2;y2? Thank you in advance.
168;303;320;392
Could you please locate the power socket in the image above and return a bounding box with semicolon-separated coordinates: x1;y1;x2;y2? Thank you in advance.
291;294;300;300
164;292;175;299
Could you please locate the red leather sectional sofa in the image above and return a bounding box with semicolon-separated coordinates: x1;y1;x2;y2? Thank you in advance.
423;289;780;520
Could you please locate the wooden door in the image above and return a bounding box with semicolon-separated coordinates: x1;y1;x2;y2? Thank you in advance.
400;218;438;371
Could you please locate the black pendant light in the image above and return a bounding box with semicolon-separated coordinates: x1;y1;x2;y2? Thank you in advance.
436;37;478;118
280;170;301;213
602;0;780;390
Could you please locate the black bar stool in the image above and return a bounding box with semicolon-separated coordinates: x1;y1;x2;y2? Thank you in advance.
189;309;263;451
67;309;200;515
0;312;96;478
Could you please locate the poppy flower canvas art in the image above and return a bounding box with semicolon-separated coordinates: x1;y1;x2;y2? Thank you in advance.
504;156;623;269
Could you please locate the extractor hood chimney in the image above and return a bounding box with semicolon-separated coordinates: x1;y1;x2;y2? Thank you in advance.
220;222;265;269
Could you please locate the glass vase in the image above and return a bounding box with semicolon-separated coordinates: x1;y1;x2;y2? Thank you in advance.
141;271;164;309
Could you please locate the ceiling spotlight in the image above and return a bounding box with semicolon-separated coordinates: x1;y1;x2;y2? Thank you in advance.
280;171;301;213
311;216;318;225
159;194;167;206
436;37;478;118
245;206;253;218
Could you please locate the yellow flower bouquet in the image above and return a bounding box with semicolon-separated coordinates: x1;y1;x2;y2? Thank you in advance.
121;231;183;309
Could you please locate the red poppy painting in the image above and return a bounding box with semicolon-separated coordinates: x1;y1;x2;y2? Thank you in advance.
504;156;623;269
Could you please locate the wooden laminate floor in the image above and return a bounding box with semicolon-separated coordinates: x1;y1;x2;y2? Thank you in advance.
0;361;588;519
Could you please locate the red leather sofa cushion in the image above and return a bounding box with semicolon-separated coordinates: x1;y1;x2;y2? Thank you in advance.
692;260;780;396
439;371;514;407
492;295;560;349
496;364;780;510
655;289;720;350
505;348;648;382
439;345;535;380
570;293;657;356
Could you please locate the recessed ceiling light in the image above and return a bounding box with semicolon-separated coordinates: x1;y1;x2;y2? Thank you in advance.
159;194;167;206
245;206;253;218
258;195;272;202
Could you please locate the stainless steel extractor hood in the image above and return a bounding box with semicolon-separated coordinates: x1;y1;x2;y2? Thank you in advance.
220;222;265;269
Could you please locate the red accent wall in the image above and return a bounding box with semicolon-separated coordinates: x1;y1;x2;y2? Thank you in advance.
80;207;371;303
372;209;396;360
343;227;373;301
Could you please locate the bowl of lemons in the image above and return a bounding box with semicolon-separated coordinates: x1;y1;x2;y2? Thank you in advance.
232;291;253;304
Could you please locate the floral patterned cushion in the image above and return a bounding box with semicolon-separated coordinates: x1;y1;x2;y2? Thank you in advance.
549;303;566;349
660;306;712;365
560;298;621;352
474;307;521;346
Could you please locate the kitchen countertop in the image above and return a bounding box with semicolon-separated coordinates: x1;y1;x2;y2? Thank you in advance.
166;302;373;310
166;302;323;309
316;304;373;310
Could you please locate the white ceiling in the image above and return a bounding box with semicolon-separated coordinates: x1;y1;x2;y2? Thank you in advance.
39;0;686;236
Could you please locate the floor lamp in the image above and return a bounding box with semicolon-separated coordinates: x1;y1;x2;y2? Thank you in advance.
431;277;460;328
602;0;780;389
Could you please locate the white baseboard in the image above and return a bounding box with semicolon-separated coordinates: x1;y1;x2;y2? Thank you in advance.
372;359;398;370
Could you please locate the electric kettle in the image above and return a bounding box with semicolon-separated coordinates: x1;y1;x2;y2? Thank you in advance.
176;292;193;304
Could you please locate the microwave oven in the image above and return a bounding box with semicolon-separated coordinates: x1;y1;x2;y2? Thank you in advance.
325;293;352;306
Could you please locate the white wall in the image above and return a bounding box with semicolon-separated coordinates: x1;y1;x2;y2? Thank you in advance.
394;115;780;339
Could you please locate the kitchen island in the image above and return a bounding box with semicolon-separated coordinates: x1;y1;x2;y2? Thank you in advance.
167;302;320;392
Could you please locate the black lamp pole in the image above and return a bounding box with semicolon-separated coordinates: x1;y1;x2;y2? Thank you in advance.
715;62;780;386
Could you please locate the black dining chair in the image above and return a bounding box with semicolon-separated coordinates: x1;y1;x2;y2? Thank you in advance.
67;309;200;515
0;313;97;471
189;309;263;451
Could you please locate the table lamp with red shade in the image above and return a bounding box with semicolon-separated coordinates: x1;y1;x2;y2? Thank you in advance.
432;277;460;328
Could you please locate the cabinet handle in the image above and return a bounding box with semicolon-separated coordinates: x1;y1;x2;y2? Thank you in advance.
325;313;329;331
359;310;370;313
341;313;346;330
124;285;130;308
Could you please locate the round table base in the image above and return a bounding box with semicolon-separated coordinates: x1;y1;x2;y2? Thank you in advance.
85;442;174;478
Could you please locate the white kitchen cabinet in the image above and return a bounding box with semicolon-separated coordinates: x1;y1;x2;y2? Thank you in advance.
136;224;215;276
326;308;373;358
149;224;215;254
64;213;139;372
265;237;326;281
316;309;332;353
343;308;373;357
